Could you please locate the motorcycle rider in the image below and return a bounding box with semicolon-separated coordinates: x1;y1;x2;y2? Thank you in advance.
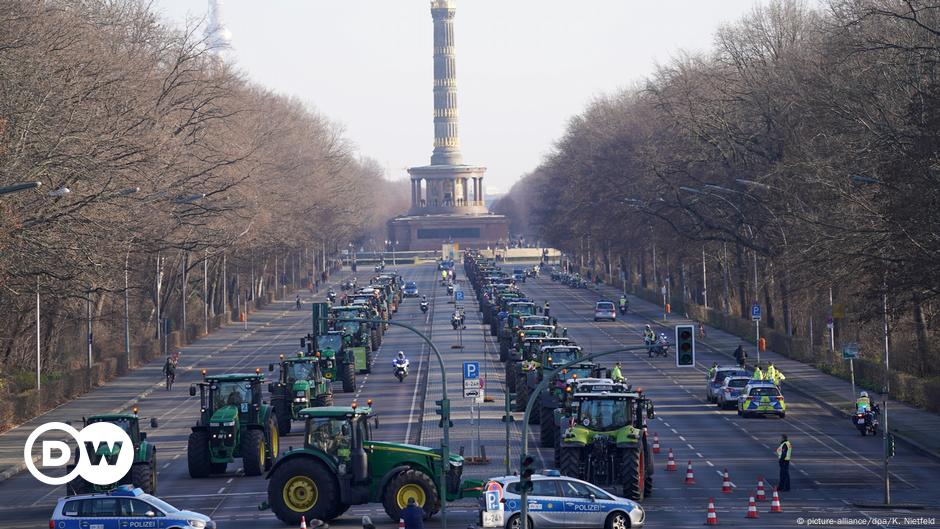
619;295;628;312
543;301;551;318
392;351;410;375
643;325;656;352
611;362;625;383
856;391;871;413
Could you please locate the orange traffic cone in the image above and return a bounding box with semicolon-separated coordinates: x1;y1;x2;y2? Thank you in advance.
398;518;405;529
685;460;696;484
756;477;766;501
666;448;677;471
721;468;732;493
746;494;759;518
705;498;719;525
652;432;661;454
300;516;307;529
769;488;783;513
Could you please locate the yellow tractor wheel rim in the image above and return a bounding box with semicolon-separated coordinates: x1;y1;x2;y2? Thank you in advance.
270;427;279;457
259;438;266;465
283;476;319;512
396;483;426;509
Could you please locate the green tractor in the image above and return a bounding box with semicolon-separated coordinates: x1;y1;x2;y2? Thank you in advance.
556;379;656;501
305;303;357;392
516;344;586;417
538;361;606;447
264;404;483;525
187;371;279;477
498;301;538;356
330;305;375;373
66;408;159;495
268;352;334;435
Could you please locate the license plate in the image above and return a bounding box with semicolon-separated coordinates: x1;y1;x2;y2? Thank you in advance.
857;419;865;424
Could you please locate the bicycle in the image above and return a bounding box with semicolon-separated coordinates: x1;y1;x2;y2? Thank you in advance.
165;372;175;390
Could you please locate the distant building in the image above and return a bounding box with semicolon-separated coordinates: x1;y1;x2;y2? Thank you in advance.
388;0;508;252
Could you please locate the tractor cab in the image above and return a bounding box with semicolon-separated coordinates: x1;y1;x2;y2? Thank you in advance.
540;345;583;368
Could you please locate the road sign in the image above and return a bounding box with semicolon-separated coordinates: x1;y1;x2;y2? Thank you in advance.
464;388;480;398
751;304;762;321
482;489;504;527
463;361;479;380
455;290;465;301
661;286;667;295
464;379;482;390
842;343;860;359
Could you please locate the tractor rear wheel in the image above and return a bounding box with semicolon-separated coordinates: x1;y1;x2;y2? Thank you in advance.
505;364;517;392
242;429;265;476
539;407;555;447
273;399;292;435
187;431;212;478
365;345;374;374
66;467;91;495
382;469;440;522
342;362;356;392
620;445;646;501
316;392;334;407
131;455;156;494
269;457;340;525
559;447;580;477
265;416;280;471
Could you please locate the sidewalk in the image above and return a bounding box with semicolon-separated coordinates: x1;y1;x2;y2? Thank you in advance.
587;279;940;460
0;291;309;483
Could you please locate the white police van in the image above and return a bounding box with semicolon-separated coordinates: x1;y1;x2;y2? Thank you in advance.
480;471;645;528
50;485;215;529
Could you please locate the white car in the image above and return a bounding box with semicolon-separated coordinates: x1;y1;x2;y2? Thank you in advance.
480;472;645;529
594;301;617;321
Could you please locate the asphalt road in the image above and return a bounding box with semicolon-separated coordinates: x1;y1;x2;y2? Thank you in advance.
514;269;940;528
3;261;938;529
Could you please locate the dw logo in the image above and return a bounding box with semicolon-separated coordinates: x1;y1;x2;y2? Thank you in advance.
24;421;134;486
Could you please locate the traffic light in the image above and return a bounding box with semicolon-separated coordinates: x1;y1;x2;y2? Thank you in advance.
435;398;453;428
887;433;896;458
675;324;695;367
519;453;535;493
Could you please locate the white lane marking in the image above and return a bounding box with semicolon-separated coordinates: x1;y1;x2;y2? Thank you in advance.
402;279;433;444
662;421;671;427
678;435;686;441
162;462;171;469
687;444;695;450
670;428;678;434
227;478;234;484
696;452;703;458
173;454;180;460
706;461;714;467
217;487;225;494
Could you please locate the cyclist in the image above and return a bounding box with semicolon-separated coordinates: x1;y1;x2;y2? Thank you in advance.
162;355;177;390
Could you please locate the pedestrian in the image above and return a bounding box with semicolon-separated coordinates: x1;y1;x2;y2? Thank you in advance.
400;497;424;529
733;344;747;368
775;434;792;491
698;322;706;339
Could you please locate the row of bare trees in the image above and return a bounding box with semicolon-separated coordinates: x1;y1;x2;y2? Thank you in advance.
495;0;940;400
0;1;407;393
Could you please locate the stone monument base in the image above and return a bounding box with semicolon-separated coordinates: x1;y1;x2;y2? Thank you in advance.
388;213;509;252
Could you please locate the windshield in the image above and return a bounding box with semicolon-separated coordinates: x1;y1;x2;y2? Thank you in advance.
577;398;632;430
213;381;252;409
89;417;132;434
307;417;351;458
596;303;615;310
749;387;781;397
406;282;417;288
286;362;314;381
318;334;343;350
141;495;179;514
726;378;749;388
546;349;580;365
337;321;360;334
559;367;594;381
512;304;536;316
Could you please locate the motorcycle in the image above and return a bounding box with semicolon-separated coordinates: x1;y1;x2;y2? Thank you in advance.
420;301;429;313
447;283;455;295
451;312;465;330
619;301;628;315
393;362;409;382
327;290;336;303
853;404;880;436
649;341;669;358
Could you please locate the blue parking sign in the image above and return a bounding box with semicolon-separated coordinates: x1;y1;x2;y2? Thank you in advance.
463;361;479;379
751;304;761;321
455;290;465;301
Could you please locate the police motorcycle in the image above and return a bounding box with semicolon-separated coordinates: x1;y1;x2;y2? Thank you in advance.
619;296;629;315
446;281;455;295
854;401;880;436
392;352;410;383
451;308;466;330
420;296;429;314
649;333;670;358
327;288;336;304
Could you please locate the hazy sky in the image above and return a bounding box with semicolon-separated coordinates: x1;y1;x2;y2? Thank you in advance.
154;1;778;194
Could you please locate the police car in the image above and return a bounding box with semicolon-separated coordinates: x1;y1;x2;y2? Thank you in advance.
480;472;645;529
50;485;215;529
593;301;617;322
737;380;787;418
403;281;419;297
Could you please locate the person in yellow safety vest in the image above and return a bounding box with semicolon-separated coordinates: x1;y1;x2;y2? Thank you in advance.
767;363;786;386
775;434;792;491
752;364;764;381
707;362;718;380
856;391;871;413
611;362;625;383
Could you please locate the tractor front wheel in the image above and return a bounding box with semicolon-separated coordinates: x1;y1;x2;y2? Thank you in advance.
131;454;157;494
269;457;340;525
265;416;280;471
273;399;292;435
187;431;212;478
559;447;580;478
382;469;441;522
242;429;265;476
342;362;356;392
514;374;528;412
316;392;334;407
620;446;646;502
